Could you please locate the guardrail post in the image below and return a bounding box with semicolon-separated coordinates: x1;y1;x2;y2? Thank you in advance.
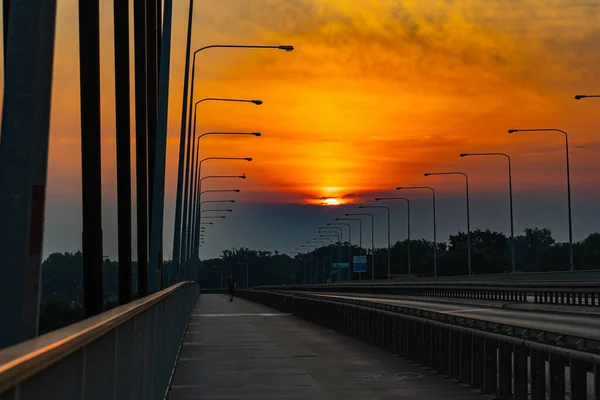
595;363;600;400
422;322;431;366
407;320;415;360
513;345;528;400
497;341;512;398
483;338;497;394
439;327;450;376
549;353;566;400
530;349;546;400
470;335;484;388
449;329;460;380
570;359;587;400
400;317;408;358
459;330;471;384
414;321;423;365
430;325;440;372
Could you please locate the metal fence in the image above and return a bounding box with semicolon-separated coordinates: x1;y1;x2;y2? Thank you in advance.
261;281;600;307
239;289;600;399
0;282;198;400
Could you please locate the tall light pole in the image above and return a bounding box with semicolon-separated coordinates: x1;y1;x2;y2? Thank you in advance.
345;213;375;280
508;128;574;271
308;240;326;283
397;187;437;278
189;157;250;260
190;174;245;262
319;228;342;281
460;152;515;272
174;98;260;279
360;205;391;279
314;237;332;283
295;247;309;283
375;198;410;277
180;41;292;266
301;244;318;284
424;172;471;276
335;218;362;280
182;132;258;268
327;223;351;281
200;189;241;196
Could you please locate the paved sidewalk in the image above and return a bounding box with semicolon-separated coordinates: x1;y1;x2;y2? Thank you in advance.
168;294;489;400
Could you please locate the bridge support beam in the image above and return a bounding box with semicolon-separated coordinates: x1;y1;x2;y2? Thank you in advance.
0;0;57;348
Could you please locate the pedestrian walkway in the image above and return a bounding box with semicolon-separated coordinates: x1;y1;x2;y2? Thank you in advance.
168;294;489;399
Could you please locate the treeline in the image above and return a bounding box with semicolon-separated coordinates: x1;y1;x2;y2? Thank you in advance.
37;227;600;332
199;228;600;287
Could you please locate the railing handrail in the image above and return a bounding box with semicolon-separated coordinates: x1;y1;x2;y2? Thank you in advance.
255;281;600;290
0;281;196;393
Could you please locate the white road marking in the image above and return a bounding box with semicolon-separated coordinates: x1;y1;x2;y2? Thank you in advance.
192;313;292;317
446;308;495;315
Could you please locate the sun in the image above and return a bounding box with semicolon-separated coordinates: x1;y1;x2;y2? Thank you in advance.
323;198;340;206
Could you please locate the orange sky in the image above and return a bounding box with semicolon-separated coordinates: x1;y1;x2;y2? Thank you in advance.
34;0;600;208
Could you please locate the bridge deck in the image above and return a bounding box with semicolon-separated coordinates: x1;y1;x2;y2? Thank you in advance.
168;294;488;400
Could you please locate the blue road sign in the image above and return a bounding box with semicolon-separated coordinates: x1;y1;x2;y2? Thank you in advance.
353;256;367;273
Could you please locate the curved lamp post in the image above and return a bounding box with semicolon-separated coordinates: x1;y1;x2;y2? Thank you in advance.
345;213;375;280
327;223;351;281
189;174;246;262
312;239;330;283
508;128;573;271
360;205;391;279
574;94;600;100
175;98;260;273
396;186;437;277
375;198;411;277
335;218;363;280
301;244;318;284
460;152;515;272
425;172;471;276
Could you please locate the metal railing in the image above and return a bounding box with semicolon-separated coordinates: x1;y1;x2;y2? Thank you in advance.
239;289;600;399
260;281;600;306
0;282;198;400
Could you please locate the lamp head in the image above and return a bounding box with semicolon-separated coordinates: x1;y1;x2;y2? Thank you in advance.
239;174;246;179
234;189;240;192
574;95;585;100
508;129;517;134
358;206;365;209
459;153;467;157
225;209;232;212
245;158;253;161
344;213;351;216
424;173;431;177
252;132;261;136
229;200;236;203
251;100;263;105
375;198;381;201
278;45;294;51
334;218;342;221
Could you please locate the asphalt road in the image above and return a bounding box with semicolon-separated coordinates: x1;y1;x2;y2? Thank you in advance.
307;292;600;342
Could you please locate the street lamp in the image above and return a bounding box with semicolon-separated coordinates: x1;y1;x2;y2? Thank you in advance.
200;200;235;206
335;218;363;279
308;240;326;284
396;187;437;278
375;198;411;277
200;189;240;196
200;209;233;214
574;94;600;100
508;128;574;271
460;152;515;272
313;238;332;283
200;216;227;219
175;98;261;275
360;205;391;279
345;213;375;280
327;223;351;281
212;265;223;289
189;174;246;263
301;244;318;284
424;172;471;276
